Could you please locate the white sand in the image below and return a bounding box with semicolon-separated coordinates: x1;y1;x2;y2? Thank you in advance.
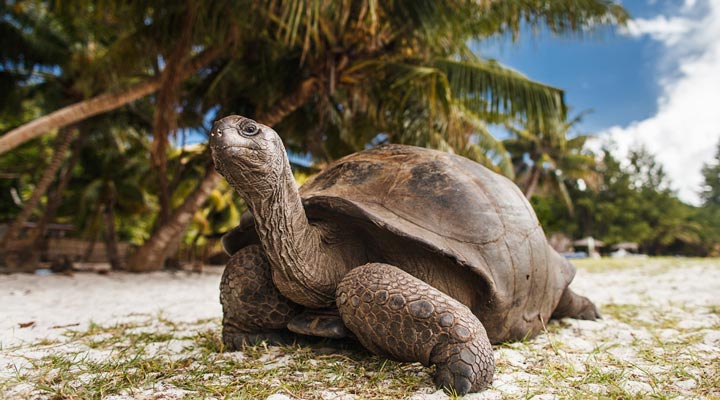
0;269;223;348
1;259;719;399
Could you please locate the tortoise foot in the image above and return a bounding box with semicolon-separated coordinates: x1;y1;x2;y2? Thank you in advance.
552;288;601;321
336;263;494;395
432;338;494;395
220;245;302;351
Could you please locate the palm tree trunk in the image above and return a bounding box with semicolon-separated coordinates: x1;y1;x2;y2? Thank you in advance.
257;77;319;126
28;134;84;245
0;82;157;155
151;1;200;226
0;127;76;248
0;48;220;155
103;199;124;271
523;164;542;199
127;169;222;271
83;230;99;262
21;133;84;264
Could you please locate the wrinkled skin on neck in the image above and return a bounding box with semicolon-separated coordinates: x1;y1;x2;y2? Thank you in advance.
209;115;343;308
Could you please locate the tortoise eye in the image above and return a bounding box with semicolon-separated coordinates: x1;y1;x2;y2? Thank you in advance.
242;123;259;136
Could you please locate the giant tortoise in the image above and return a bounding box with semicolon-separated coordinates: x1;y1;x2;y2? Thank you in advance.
209;115;599;394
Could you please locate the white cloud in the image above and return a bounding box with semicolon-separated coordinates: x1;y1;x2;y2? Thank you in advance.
621;15;692;45
593;0;720;205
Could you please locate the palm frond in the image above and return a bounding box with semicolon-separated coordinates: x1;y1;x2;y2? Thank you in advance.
434;58;565;123
473;0;629;39
567;135;590;150
266;0;379;60
345;60;452;131
452;104;514;178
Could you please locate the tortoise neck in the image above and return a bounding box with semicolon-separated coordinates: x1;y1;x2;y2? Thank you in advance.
248;160;337;308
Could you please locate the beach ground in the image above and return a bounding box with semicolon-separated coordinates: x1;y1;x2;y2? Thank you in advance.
1;258;718;399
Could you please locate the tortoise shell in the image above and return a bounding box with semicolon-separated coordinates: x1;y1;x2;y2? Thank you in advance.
224;144;575;342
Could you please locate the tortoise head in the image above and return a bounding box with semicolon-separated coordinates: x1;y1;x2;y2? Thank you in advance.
209;115;290;199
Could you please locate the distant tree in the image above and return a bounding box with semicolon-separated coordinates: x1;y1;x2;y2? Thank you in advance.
533;146;706;255
701;140;720;207
697;140;720;255
505;112;597;213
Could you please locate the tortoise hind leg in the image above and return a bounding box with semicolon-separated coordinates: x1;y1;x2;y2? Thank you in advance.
551;287;601;320
221;244;302;350
336;263;494;395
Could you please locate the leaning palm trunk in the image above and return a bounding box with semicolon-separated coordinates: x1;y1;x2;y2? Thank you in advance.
0;48;220;155
24;133;85;262
0;82;157;155
126;169;222;271
523;164;542;199
259;77;319;126
0;127;76;250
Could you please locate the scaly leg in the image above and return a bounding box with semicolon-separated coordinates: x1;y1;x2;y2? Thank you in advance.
551;287;601;320
336;263;494;395
220;245;302;350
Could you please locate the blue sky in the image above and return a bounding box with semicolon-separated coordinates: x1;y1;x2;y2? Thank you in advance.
477;6;660;134
475;0;720;205
478;9;649;134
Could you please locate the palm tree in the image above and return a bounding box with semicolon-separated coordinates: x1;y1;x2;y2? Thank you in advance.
504;112;597;213
3;0;629;271
26;132;86;260
208;0;627;165
124;0;628;270
126;165;222;272
0;51;218;154
0;1;227;155
1;0;244;270
71;123;154;270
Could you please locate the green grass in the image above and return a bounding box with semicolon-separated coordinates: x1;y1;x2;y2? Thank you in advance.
573;256;720;273
5;312;716;399
2;316;432;399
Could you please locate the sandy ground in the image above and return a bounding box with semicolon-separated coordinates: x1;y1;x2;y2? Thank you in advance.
1;268;223;348
1;259;719;399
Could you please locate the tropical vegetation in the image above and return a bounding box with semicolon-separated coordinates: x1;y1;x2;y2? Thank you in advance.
6;1;715;272
532;141;720;256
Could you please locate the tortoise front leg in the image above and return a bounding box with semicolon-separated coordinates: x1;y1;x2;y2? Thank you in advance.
336;263;494;395
220;245;302;350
